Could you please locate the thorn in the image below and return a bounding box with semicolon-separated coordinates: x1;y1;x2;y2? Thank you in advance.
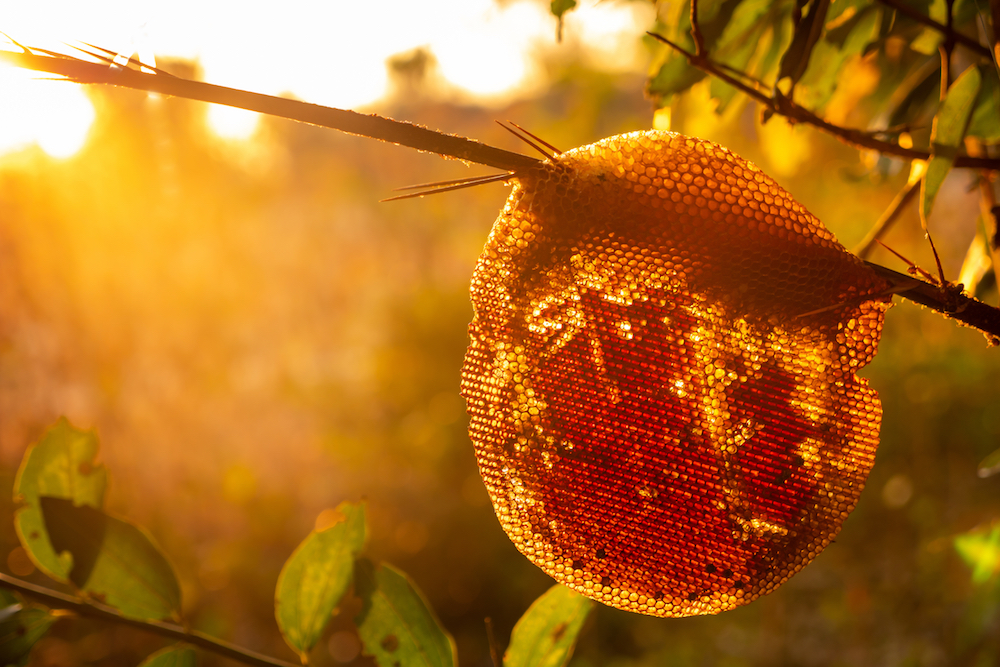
496;121;559;160
381;172;512;201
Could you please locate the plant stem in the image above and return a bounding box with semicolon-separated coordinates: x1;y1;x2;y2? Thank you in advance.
0;573;301;667
854;178;921;259
646;33;1000;170
876;0;991;58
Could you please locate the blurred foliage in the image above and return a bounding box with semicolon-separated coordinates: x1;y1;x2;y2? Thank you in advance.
0;1;999;665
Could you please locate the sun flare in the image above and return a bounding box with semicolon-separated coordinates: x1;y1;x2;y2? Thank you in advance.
0;65;95;159
0;0;654;157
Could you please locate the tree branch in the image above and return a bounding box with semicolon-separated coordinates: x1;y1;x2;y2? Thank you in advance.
0;48;540;173
867;262;1000;344
646;33;1000;170
690;0;706;56
876;0;992;59
0;573;301;667
854;177;921;258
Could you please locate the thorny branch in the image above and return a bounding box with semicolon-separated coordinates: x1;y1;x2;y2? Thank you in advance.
2;38;1000;341
0;47;540;174
0;573;300;667
662;3;1000;342
866;262;1000;344
646;33;1000;170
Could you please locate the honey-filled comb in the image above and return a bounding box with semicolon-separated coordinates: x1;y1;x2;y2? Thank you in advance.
461;130;892;617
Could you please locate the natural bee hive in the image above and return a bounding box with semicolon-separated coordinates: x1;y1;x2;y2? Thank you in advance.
461;130;891;617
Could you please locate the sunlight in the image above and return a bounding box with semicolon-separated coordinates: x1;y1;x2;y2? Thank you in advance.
0;0;653;153
434;1;551;100
0;66;95;159
207;105;260;141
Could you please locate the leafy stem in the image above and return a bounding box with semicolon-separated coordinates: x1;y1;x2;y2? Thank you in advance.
645;32;1000;170
0;572;300;667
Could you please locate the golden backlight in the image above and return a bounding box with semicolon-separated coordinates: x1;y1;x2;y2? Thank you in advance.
0;64;94;159
0;0;654;151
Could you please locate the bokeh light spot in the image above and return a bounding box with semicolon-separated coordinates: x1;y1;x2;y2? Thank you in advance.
0;66;94;159
207;105;259;141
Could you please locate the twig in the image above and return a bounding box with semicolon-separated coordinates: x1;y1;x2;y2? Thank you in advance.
876;0;992;58
646;32;1000;170
0;573;300;667
0;48;540;173
690;0;706;56
854;177;922;258
484;617;502;667
867;262;1000;343
991;0;1000;75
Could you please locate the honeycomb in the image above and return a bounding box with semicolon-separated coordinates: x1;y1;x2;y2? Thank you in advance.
461;131;891;617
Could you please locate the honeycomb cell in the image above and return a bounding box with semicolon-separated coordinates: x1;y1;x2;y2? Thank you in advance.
461;130;890;618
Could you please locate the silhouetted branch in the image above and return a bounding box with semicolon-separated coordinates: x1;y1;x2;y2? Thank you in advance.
867;263;1000;344
646;33;1000;170
0;47;540;173
0;573;300;667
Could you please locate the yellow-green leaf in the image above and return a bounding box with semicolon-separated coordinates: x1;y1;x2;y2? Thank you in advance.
40;497;181;621
0;604;56;667
967;65;1000;143
275;501;367;660
549;0;576;20
921;65;982;224
955;522;1000;584
13;418;108;582
503;585;594;667
354;559;456;667
137;644;197;667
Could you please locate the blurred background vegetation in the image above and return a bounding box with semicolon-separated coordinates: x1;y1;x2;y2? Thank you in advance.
2;1;1000;665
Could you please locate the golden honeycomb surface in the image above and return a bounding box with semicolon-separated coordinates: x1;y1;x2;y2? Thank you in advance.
461;131;890;617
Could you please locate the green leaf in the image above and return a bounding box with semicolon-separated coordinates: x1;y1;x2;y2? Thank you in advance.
776;0;831;90
921;65;982;223
40;497;181;621
503;585;594;667
275;501;367;660
709;0;775;111
796;5;880;111
0;605;56;667
967;65;1000;143
137;644;197;667
647;0;747;105
549;0;576;19
955;522;1000;584
13;418;108;581
354;559;456;667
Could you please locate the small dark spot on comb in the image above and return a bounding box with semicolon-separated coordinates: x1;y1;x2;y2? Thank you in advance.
571;559;582;570
734;580;746;590
705;564;717;574
687;592;698;602
595;547;606;559
723;568;734;578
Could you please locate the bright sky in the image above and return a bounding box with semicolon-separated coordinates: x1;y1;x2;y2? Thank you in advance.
0;0;655;158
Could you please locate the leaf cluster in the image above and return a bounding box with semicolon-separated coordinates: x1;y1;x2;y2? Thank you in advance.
0;420;594;667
